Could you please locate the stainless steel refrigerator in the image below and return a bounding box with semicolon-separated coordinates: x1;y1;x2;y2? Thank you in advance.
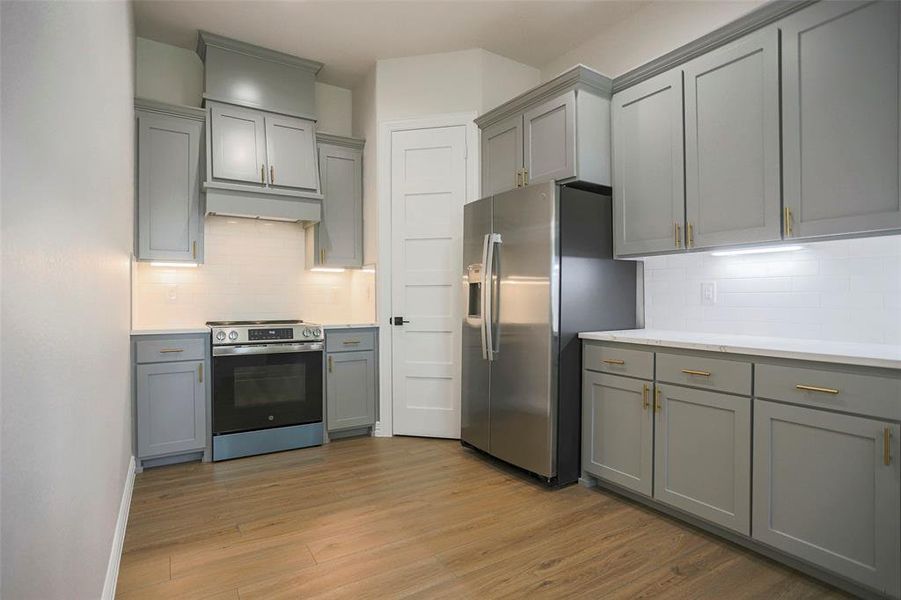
462;181;637;486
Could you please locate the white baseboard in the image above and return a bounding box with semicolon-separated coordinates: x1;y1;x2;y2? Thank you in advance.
102;455;135;600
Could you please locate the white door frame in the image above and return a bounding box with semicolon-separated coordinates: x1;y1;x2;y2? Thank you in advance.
374;112;480;437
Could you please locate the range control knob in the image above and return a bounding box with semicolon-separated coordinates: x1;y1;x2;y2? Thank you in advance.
215;330;226;341
312;328;322;338
228;330;239;341
302;327;312;338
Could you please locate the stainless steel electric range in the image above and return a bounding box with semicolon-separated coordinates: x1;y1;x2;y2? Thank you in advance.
207;320;324;461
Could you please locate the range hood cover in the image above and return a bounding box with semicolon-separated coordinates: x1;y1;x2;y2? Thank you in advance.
205;187;321;223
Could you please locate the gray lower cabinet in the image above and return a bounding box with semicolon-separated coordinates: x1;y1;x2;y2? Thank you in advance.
135;99;205;262
683;26;781;249
612;69;685;256
307;135;364;268
753;400;900;597
481;114;523;196
325;328;378;433
654;383;751;534
582;371;653;496
136;361;206;458
781;0;901;240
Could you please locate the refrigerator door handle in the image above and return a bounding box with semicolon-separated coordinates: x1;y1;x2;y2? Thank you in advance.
484;233;502;361
480;233;491;360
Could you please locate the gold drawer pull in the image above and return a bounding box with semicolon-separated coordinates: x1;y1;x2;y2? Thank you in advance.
198;364;203;383
795;384;839;395
342;339;362;345
642;384;649;410
159;348;184;354
602;359;625;365
681;369;711;377
885;427;893;466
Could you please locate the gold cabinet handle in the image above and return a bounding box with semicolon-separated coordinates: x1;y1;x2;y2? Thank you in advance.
784;207;794;237
674;223;682;248
270;165;275;185
261;164;266;184
328;356;333;373
602;358;625;365
515;169;523;188
523;169;529;185
198;363;203;383
885;427;893;466
687;222;694;248
642;384;650;410
681;369;711;377
342;339;361;345
192;240;197;260
795;384;839;395
654;385;662;413
320;248;326;263
159;348;184;354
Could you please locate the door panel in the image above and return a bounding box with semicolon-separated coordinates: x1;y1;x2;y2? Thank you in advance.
265;114;319;192
317;143;362;267
613;70;685;255
391;126;467;438
753;400;900;596
782;1;901;238
137;361;205;457
523;91;576;186
489;182;556;477
654;384;751;534
136;112;202;261
327;351;376;431
481;115;523;195
210;103;267;185
582;372;653;496
684;27;781;249
461;198;492;452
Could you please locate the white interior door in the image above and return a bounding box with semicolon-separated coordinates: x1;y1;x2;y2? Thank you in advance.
390;125;467;438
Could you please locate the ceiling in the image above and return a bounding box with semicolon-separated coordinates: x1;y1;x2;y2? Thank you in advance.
134;1;650;89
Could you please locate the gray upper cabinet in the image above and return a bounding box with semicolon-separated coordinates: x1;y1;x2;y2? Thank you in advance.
753;400;900;597
476;66;612;196
582;371;654;496
327;350;377;432
782;1;901;239
613;69;685;256
265;113;319;193
481;114;523;196
210;102;267;185
523;90;576;186
136;360;206;458
684;27;781;249
308;136;364;268
654;384;751;535
135;100;204;262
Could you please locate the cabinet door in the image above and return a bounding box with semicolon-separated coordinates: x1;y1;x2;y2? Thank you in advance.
264;114;319;192
684;27;781;249
582;371;653;496
136;361;206;458
481;114;523;195
314;144;363;267
326;351;376;431
654;384;751;534
523;90;576;186
209;103;267;185
136;112;202;261
782;1;901;239
753;400;900;596
613;70;685;256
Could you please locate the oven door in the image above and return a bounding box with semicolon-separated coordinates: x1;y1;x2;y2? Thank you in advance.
212;342;323;435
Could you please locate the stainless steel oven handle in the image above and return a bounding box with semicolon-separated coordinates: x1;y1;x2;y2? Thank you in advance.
213;342;323;356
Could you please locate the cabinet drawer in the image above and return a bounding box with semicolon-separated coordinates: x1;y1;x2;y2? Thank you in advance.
583;343;653;380
755;363;901;422
326;330;375;353
135;338;206;364
657;352;751;396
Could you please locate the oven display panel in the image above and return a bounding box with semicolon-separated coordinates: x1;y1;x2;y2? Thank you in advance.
248;327;293;341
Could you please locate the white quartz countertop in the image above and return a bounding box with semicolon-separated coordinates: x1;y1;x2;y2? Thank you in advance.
131;327;209;336
578;329;901;370
323;323;378;330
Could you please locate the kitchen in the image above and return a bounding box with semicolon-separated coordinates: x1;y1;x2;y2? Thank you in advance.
2;1;900;599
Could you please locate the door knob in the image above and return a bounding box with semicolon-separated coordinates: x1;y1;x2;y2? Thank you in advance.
392;317;410;326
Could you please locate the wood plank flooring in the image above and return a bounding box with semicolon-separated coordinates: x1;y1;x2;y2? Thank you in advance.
117;436;847;599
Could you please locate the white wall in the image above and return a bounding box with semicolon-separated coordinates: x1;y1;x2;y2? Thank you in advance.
353;66;378;266
642;236;901;345
315;82;353;136
1;2;135;598
540;1;765;80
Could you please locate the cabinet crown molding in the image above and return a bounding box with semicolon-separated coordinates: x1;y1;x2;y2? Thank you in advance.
316;132;365;150
196;31;324;74
475;64;612;129
134;97;206;122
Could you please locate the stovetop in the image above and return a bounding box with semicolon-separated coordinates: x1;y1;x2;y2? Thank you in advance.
207;319;323;345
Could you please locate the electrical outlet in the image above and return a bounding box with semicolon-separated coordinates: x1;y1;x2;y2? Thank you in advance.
701;281;717;306
166;285;178;302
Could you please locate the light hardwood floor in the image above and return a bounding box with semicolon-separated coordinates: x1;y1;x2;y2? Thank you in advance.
117;436;847;599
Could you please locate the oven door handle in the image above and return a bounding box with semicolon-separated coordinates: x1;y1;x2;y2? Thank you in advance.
213;342;323;356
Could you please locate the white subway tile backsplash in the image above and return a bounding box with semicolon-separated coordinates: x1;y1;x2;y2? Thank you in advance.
642;235;901;345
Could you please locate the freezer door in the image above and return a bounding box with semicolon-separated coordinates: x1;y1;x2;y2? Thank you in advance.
461;197;492;452
489;182;558;477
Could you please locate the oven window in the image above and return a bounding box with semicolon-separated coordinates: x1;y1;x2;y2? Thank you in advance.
213;350;322;434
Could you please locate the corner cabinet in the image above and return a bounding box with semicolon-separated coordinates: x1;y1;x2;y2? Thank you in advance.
325;328;378;434
133;333;210;472
476;66;612;195
135;99;205;263
306;134;364;269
